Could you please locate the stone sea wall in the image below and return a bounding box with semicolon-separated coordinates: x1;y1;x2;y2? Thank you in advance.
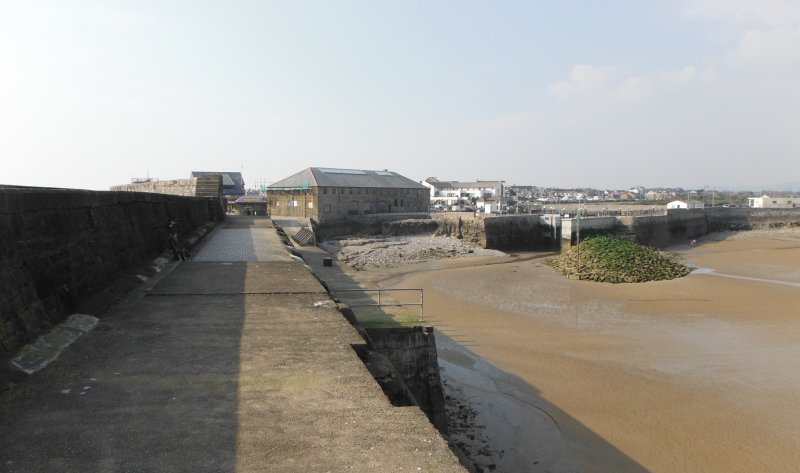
0;188;224;354
365;326;449;435
313;215;433;241
617;208;800;247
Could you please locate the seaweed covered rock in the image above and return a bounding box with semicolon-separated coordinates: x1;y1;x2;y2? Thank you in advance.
547;236;690;283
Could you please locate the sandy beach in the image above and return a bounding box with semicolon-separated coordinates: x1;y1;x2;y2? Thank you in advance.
353;229;800;472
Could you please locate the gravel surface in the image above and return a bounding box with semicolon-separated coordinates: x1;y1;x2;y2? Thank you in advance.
318;234;507;270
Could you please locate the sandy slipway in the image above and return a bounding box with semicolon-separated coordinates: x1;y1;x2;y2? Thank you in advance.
319;234;507;270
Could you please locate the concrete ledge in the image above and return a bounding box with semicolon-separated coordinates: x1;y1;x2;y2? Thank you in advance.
12;314;99;374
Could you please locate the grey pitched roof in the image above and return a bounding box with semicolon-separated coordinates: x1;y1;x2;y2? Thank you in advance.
428;181;456;189
428;180;501;189
235;194;266;203
191;171;246;195
269;168;427;190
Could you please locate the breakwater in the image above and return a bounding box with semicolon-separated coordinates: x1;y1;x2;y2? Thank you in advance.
0;187;224;354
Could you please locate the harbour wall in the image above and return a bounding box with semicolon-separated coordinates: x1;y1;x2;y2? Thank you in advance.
365;326;450;435
0;187;224;354
312;208;800;251
599;208;800;248
312;215;434;241
433;213;552;251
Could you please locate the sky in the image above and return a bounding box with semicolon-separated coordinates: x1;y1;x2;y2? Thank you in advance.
1;1;799;191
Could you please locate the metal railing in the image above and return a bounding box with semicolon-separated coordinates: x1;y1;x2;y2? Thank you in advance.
331;288;424;321
540;208;667;217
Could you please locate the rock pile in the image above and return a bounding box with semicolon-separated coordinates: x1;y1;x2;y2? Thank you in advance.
547;236;690;283
318;234;506;270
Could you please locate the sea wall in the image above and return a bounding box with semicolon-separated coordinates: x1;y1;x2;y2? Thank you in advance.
0;188;224;354
562;216;617;246
435;214;551;251
434;214;486;247
612;213;693;248
365;326;449;435
616;208;800;247
483;215;548;250
313;215;433;241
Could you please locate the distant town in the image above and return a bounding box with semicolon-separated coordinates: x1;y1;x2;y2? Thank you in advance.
111;168;799;221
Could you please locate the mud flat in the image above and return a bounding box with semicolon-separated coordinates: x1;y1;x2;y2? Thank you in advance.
357;229;800;473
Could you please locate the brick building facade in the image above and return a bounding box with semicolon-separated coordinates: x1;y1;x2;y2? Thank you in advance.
268;168;430;221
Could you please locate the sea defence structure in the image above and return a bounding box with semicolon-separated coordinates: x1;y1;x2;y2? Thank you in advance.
431;208;800;250
0;188;468;472
0;186;224;354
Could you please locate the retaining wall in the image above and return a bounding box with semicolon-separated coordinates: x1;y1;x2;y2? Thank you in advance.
0;188;224;354
615;208;800;247
365;326;449;435
435;214;551;251
313;215;433;241
562;217;617;245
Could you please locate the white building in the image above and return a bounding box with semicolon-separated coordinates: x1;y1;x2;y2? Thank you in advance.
667;200;704;209
476;196;503;213
747;196;797;208
421;178;505;207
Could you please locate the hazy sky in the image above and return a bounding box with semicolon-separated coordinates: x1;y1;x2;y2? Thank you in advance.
2;1;799;191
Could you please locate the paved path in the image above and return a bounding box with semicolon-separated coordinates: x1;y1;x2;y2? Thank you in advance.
193;218;293;262
0;216;466;473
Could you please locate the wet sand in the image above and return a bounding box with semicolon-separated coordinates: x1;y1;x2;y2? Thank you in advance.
363;231;800;472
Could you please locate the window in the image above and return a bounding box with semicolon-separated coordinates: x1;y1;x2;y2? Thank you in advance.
324;204;331;212
349;188;353;194
394;199;398;206
348;201;359;215
364;201;373;214
378;201;388;213
400;199;404;207
357;188;361;194
290;200;298;207
365;188;370;194
323;188;327;194
307;202;314;209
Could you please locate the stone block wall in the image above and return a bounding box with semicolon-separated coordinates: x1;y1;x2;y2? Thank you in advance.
365;326;449;435
0;188;223;354
434;214;486;247
617;208;800;248
483;215;548;250
313;215;433;241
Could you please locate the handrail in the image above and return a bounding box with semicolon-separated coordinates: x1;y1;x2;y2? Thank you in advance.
331;288;424;321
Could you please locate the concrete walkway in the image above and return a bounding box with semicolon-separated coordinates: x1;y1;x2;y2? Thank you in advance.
0;216;466;473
